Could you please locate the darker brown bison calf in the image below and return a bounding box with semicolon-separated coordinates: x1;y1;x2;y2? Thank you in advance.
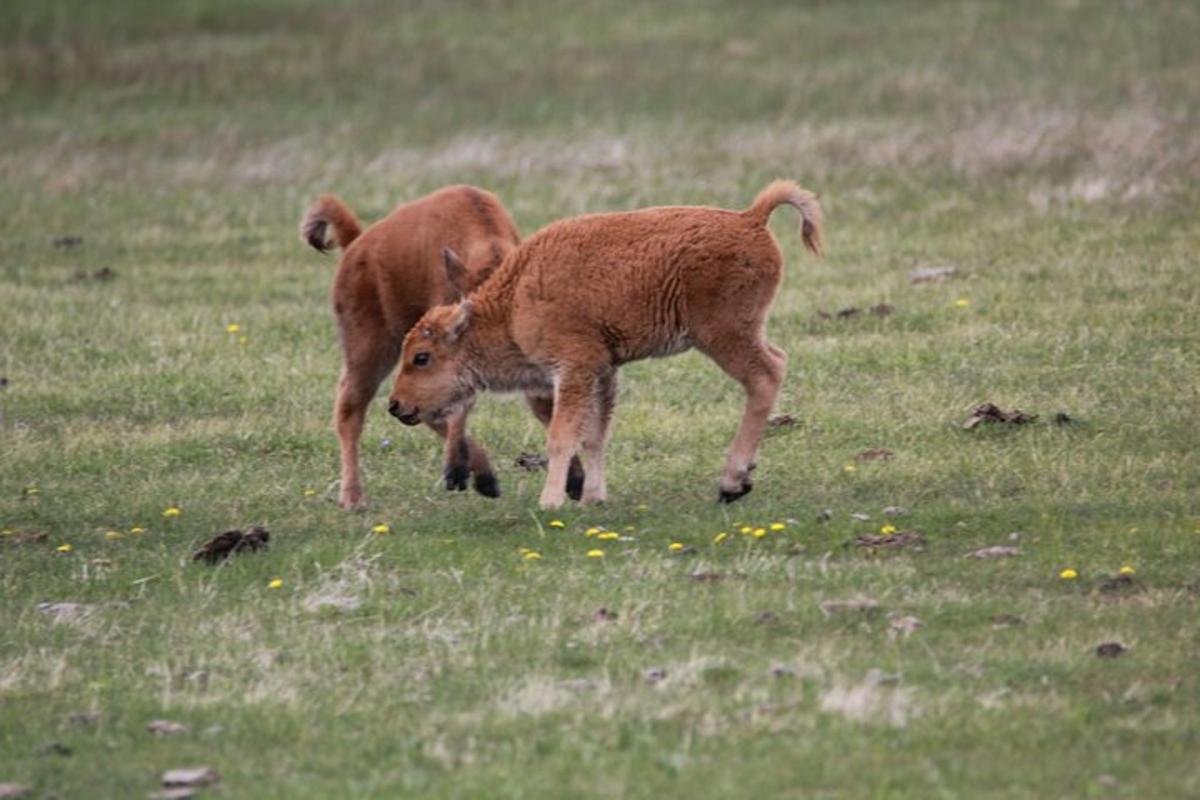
300;185;522;508
386;180;823;508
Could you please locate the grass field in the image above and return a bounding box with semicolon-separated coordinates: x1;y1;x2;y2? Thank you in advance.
3;1;1200;797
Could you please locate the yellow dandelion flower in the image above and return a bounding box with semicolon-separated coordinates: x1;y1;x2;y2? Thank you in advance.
753;528;766;539
636;503;649;512
237;336;248;346
267;577;283;589
769;522;786;532
954;298;970;308
714;532;729;544
225;323;241;334
549;519;566;529
302;488;317;498
598;531;619;541
586;549;605;558
1059;568;1078;580
739;525;753;535
585;527;602;537
56;543;73;553
880;524;897;535
668;542;684;552
843;463;857;473
523;551;542;561
105;531;123;541
130;526;146;535
371;523;390;534
1127;526;1138;534
1119;565;1135;575
24;486;40;496
518;547;531;554
162;507;181;518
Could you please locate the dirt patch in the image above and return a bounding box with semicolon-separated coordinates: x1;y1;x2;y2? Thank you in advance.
1097;574;1140;596
963;403;1038;429
592;607;618;622
767;413;798;429
1095;642;1127;659
856;447;894;462
855;531;924;550
193;526;269;564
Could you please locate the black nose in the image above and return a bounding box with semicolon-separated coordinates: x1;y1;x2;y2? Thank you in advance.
388;400;421;426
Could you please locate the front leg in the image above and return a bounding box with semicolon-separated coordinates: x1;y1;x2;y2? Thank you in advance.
540;370;597;509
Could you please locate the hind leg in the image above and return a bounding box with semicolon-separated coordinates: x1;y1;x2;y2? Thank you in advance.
526;393;586;501
578;369;618;504
699;334;787;503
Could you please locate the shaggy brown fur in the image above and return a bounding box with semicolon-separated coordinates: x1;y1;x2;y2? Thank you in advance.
301;185;524;508
387;180;823;508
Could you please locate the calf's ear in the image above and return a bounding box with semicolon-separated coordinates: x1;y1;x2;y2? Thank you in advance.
443;247;468;298
447;301;473;342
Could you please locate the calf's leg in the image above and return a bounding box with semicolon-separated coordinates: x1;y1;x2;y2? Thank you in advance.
539;369;600;509
525;394;586;501
334;337;401;509
701;336;787;503
579;370;618;504
429;408;500;498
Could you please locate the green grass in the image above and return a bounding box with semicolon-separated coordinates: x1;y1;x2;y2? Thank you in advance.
3;1;1200;797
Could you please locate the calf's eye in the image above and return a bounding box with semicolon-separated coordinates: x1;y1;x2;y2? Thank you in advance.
413;352;431;367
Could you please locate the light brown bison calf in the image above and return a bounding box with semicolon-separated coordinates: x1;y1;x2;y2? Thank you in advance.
301;185;523;508
387;180;823;508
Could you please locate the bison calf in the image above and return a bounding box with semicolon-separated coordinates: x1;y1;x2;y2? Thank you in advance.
301;185;521;508
387;180;823;508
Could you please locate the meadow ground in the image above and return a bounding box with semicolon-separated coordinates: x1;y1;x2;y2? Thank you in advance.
2;1;1199;797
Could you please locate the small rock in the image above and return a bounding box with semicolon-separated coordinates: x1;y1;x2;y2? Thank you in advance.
1008;531;1023;542
882;506;908;517
910;265;960;283
819;598;881;616
514;452;547;471
36;602;92;623
147;720;189;736
161;767;219;788
865;668;901;686
966;546;1019;559
378;438;392;451
1096;642;1127;659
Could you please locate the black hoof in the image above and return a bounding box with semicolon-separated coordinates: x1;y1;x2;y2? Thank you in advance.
444;464;469;492
718;483;753;504
566;472;585;502
473;472;501;498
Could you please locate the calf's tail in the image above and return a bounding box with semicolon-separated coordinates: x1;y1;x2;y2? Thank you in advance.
300;194;363;254
742;179;824;256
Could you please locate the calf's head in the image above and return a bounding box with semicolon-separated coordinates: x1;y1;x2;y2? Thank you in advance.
388;302;474;426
